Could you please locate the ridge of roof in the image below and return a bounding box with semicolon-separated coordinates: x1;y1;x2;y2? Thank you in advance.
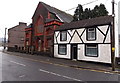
56;15;113;31
41;2;72;17
8;22;27;30
33;2;73;23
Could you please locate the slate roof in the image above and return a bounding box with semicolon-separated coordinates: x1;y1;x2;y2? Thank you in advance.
40;2;73;23
8;22;27;30
56;15;113;31
26;23;33;28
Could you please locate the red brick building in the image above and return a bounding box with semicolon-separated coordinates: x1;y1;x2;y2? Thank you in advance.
25;2;73;55
8;22;27;51
25;24;33;53
44;19;63;55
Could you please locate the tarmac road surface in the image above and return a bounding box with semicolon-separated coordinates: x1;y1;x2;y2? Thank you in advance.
0;47;119;82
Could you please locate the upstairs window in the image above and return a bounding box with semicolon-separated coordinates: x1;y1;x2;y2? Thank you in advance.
85;44;98;57
87;28;96;40
60;31;67;41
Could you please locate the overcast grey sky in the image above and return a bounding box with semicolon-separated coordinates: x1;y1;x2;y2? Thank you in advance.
0;0;120;38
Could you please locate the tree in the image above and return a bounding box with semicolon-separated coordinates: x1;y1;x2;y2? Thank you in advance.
98;4;108;16
83;8;91;19
93;5;99;17
73;4;83;21
73;3;108;21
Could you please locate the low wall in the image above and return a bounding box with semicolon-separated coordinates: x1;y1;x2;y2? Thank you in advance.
7;47;53;57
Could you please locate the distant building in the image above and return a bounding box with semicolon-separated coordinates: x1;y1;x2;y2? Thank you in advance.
118;1;120;55
118;1;120;35
0;38;4;46
119;34;120;55
8;22;27;51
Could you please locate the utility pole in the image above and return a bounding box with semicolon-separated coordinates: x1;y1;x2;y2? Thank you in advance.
111;0;115;71
4;28;7;50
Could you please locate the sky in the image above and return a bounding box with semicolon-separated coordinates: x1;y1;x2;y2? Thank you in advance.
0;0;120;38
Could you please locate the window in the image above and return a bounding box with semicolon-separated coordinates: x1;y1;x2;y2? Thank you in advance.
21;38;24;41
58;44;67;55
87;28;96;40
85;44;98;57
50;13;58;19
26;41;29;45
60;31;67;41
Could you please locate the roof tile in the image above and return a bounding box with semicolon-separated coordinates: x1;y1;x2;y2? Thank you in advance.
56;15;113;31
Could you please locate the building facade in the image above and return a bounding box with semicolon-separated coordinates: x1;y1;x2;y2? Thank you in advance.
118;1;120;35
54;15;116;63
24;2;73;55
118;1;120;55
25;24;33;53
8;22;27;51
44;19;63;55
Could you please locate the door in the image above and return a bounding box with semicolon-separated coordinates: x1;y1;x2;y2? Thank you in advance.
71;44;77;60
38;40;41;51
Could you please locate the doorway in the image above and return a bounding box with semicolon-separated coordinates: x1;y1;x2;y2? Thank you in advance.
71;44;77;60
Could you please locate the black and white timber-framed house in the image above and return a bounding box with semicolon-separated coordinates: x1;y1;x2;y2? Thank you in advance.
54;15;120;63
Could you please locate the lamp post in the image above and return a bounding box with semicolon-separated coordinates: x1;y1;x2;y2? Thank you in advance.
4;28;7;50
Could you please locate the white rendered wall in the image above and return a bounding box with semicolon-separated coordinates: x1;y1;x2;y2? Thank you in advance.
77;44;111;63
68;29;84;43
54;44;71;59
55;31;71;44
54;25;112;63
77;44;85;60
55;25;110;44
81;25;110;43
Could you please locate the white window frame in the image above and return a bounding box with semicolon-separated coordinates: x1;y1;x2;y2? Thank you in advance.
86;44;98;57
60;31;67;41
58;44;67;55
87;28;96;40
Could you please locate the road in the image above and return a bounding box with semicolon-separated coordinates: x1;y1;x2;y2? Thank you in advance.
0;47;119;82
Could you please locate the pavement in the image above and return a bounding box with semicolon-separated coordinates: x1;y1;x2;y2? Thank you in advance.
2;50;120;74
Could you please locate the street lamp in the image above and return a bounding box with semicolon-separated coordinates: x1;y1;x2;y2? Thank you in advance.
4;28;7;50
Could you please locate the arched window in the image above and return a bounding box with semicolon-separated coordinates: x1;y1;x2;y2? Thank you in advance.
36;15;44;33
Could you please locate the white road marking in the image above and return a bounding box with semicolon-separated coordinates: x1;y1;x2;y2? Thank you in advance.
19;75;25;78
39;69;82;81
104;72;114;75
10;61;26;67
7;53;119;75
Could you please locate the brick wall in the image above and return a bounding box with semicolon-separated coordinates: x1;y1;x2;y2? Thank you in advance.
8;22;27;50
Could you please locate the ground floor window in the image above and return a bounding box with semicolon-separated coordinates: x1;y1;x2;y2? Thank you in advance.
58;44;67;55
85;44;98;57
